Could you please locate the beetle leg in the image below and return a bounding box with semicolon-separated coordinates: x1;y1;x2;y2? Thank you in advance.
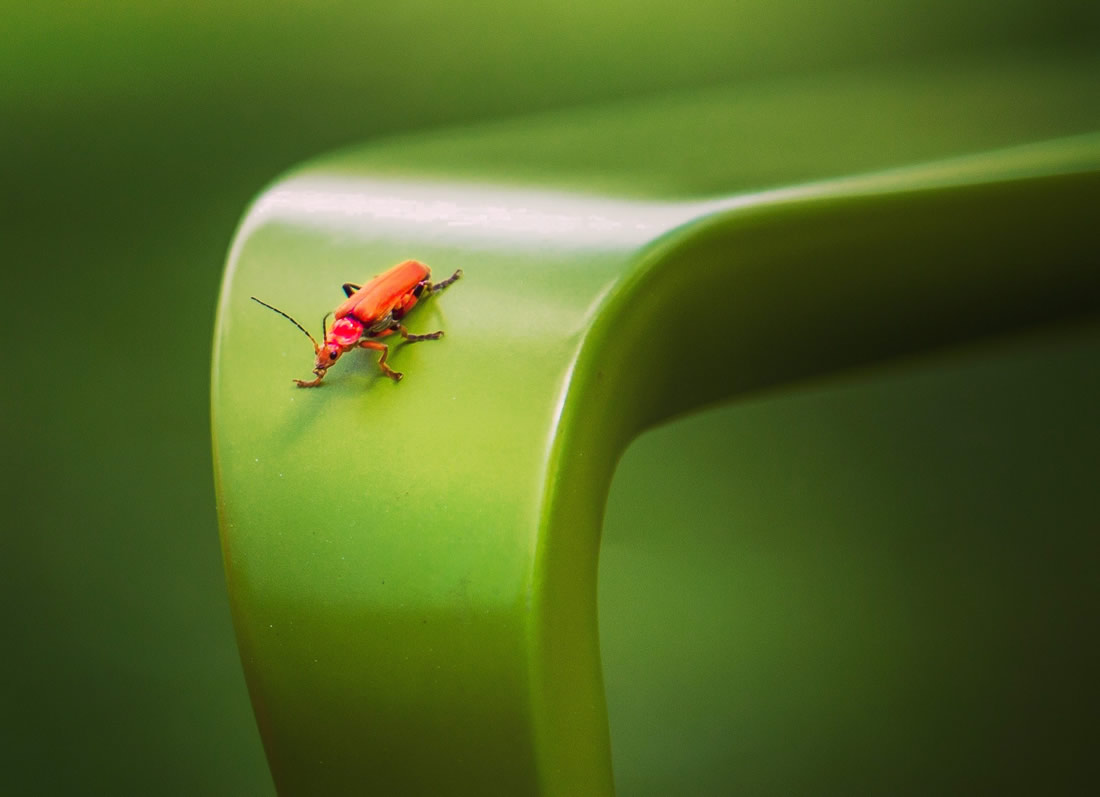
395;323;443;342
360;340;402;381
294;374;325;388
429;268;463;294
342;282;361;298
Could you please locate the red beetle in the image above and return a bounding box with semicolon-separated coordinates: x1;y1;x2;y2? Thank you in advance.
252;260;462;387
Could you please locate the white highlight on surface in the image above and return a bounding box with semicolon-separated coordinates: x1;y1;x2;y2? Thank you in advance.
236;135;1096;255
240;176;739;251
224;133;1097;284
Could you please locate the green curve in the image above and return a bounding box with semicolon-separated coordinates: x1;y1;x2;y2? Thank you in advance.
213;57;1099;794
534;153;1099;789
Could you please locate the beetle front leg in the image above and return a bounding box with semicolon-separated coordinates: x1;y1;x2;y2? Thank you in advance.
360;340;402;382
294;372;326;388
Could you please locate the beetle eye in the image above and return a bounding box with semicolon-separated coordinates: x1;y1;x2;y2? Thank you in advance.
329;350;337;360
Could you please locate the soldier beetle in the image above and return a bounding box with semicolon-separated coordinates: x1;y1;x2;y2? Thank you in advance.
252;260;462;387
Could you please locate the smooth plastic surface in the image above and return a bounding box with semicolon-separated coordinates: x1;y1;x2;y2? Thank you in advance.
212;58;1099;793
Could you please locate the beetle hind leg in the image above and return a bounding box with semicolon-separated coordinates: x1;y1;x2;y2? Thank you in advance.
429;269;463;294
396;324;443;343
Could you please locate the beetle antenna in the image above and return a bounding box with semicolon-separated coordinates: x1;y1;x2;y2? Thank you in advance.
322;311;333;341
251;297;320;350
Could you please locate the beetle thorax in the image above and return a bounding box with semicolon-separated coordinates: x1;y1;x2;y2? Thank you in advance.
328;317;364;347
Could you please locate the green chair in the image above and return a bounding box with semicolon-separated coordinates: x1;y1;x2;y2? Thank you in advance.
213;56;1099;793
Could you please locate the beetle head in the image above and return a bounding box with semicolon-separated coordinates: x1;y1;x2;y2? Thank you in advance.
312;316;364;375
312;341;342;377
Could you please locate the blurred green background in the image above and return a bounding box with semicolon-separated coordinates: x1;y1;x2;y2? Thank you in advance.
601;322;1100;794
3;1;1097;793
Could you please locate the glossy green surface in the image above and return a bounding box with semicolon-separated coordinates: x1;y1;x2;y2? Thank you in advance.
213;55;1099;792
